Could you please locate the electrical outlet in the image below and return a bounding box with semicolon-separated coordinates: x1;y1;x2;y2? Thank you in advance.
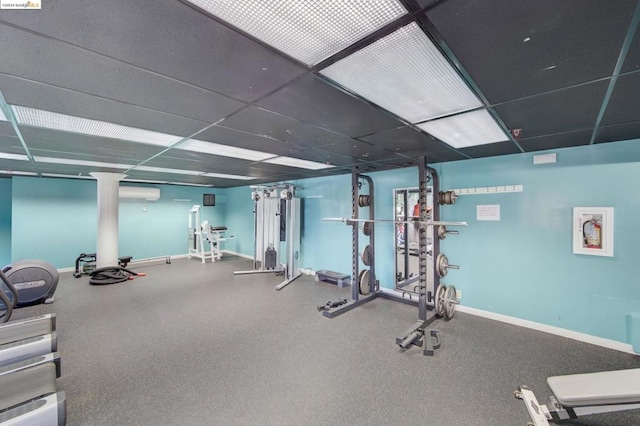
456;290;462;299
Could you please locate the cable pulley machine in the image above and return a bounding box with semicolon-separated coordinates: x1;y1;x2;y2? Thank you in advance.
321;157;466;356
234;184;302;291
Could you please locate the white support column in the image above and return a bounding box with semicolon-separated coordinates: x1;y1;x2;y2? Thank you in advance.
90;172;126;269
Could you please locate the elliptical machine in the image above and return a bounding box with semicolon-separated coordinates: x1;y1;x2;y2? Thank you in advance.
0;260;59;322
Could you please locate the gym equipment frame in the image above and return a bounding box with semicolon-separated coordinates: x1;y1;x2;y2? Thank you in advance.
234;184;302;291
515;368;640;425
321;158;466;355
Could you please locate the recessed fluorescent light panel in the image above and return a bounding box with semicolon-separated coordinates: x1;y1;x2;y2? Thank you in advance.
123;178;169;184
178;139;274;161
169;182;214;187
417;109;509;148
12;106;182;147
41;173;95;180
263;156;333;170
0;152;29;161
134;166;204;176
10;171;38;176
186;0;407;66
34;156;132;169
321;22;482;123
201;172;256;180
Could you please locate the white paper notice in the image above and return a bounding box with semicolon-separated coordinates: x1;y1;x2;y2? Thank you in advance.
477;204;500;221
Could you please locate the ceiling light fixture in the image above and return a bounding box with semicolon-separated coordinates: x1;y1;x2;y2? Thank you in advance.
263;156;333;170
201;172;256;180
0;152;29;161
168;182;215;187
41;173;95;179
12;105;183;147
417;109;509;148
34;156;133;169
321;22;482;123
186;0;407;66
178;139;274;161
134;165;205;176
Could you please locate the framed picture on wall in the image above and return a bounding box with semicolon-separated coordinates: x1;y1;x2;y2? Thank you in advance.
572;207;614;257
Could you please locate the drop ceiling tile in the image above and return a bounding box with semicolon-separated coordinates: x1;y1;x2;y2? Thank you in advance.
621;27;640;73
458;141;522;158
0;122;16;137
147;152;255;173
123;171;216;185
0;75;207;137
601;73;640;125
0;0;306;102
19;127;164;163
256;74;402;137
196;125;309;156
315;140;397;162
219;106;355;147
286;148;356;167
493;81;608;138
426;0;638;103
0;134;22;153
519;129;593;152
0;25;246;124
595;121;640;144
360;126;450;153
0;159;35;172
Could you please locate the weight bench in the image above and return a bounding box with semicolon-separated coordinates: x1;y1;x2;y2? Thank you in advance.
516;368;640;425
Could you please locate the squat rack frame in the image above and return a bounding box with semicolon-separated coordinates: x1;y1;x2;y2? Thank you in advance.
322;157;465;355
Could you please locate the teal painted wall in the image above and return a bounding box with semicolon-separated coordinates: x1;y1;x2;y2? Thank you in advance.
222;186;257;257
223;139;640;347
12;177;96;267
0;178;11;266
118;183;225;260
11;177;227;268
437;139;640;346
293;174;353;275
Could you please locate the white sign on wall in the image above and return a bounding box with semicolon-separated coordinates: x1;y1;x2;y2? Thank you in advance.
477;204;500;221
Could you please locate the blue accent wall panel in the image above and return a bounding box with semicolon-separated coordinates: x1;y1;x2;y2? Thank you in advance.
0;178;11;266
293;174;353;276
437;139;640;346
118;184;226;260
222;186;257;258
11;177;227;268
12;176;97;268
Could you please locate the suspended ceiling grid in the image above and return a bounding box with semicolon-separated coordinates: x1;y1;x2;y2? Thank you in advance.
0;0;638;187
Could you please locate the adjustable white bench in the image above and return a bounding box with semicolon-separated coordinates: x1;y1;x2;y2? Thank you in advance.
516;368;640;425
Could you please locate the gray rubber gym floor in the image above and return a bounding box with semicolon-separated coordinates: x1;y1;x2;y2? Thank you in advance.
13;256;640;425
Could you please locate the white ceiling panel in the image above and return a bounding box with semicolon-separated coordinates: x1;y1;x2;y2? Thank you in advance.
187;0;407;66
321;22;482;123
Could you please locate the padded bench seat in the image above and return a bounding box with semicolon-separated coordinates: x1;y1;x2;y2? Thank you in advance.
548;368;640;407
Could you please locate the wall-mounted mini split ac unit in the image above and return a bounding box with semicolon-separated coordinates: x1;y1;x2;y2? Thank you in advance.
119;186;160;201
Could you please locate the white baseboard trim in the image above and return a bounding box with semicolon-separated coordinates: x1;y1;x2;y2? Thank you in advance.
457;305;637;355
221;250;253;260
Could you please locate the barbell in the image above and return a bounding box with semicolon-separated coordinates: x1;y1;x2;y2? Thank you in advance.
323;217;468;228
